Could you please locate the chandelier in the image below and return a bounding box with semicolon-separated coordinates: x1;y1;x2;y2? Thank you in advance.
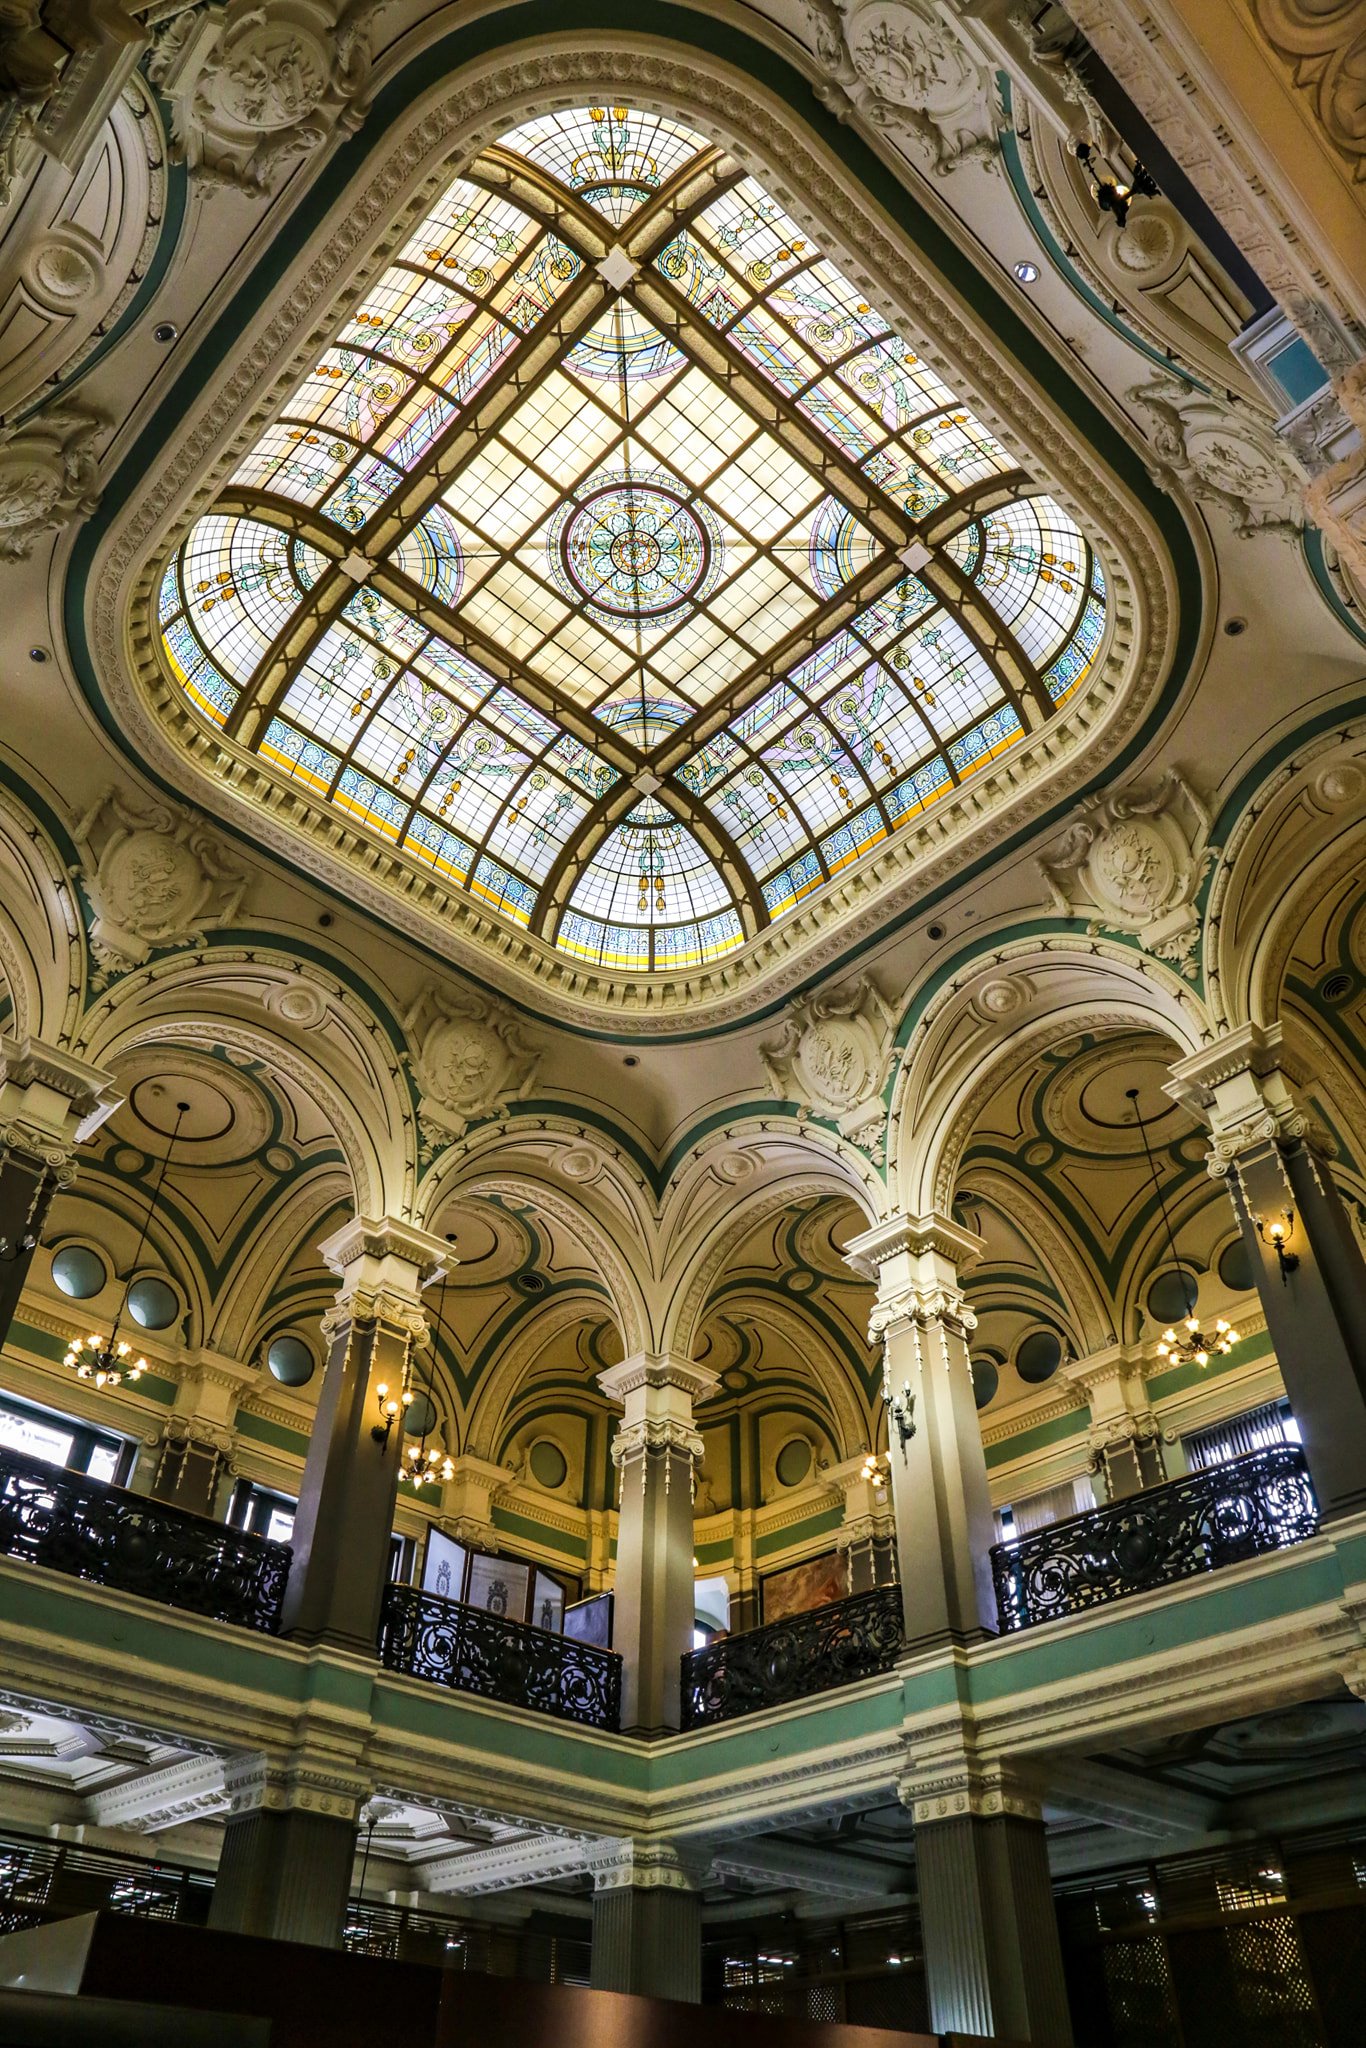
403;1235;457;1489
64;1101;189;1391
1128;1088;1237;1370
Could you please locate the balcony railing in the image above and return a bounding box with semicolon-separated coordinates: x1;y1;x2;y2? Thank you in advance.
990;1444;1319;1632
377;1582;622;1731
681;1585;904;1730
0;1446;290;1633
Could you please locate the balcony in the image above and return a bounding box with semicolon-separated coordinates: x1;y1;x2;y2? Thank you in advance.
989;1444;1319;1632
0;1445;290;1633
681;1585;904;1730
378;1581;622;1731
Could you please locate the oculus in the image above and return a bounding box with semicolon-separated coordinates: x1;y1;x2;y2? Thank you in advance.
156;104;1108;973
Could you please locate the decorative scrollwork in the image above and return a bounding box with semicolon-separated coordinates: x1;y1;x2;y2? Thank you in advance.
377;1582;622;1730
680;1585;904;1729
0;1447;290;1631
990;1446;1319;1632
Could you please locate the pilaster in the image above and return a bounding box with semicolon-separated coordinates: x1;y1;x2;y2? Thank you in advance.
209;1740;369;1948
148;1350;255;1516
598;1352;717;1733
846;1214;997;1646
1169;1023;1366;1518
1063;1344;1165;1500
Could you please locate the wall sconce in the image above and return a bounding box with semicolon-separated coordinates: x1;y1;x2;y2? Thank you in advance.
889;1383;917;1456
371;1374;412;1451
1255;1209;1300;1283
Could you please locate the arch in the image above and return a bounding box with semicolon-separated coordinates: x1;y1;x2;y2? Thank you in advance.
889;938;1209;1217
0;777;85;1046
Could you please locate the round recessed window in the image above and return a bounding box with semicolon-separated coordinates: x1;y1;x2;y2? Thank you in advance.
1016;1329;1063;1384
1218;1239;1255;1293
775;1438;813;1488
529;1439;568;1489
127;1276;179;1330
971;1357;999;1410
266;1335;314;1387
403;1392;438;1437
51;1245;107;1300
1146;1269;1199;1326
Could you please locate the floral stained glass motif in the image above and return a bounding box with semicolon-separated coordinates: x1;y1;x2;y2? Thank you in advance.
160;104;1109;974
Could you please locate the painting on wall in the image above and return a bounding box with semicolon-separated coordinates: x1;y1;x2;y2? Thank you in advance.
761;1550;848;1623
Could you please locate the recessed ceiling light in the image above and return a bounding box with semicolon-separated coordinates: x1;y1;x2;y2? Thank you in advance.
28;647;48;663
1013;260;1040;284
153;321;178;344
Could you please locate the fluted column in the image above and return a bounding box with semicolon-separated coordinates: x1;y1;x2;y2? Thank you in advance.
907;1763;1072;2044
846;1214;997;1646
209;1746;368;1948
588;1841;704;2002
598;1353;718;1733
1169;1022;1366;1520
280;1217;450;1651
0;1035;118;1351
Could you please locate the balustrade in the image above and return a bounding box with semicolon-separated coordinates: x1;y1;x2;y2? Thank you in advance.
378;1581;622;1730
990;1444;1319;1631
0;1446;290;1633
681;1585;904;1729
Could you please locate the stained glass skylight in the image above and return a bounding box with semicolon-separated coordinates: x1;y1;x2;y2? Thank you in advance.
158;104;1108;972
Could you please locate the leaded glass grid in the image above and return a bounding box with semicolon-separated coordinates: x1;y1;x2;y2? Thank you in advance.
158;103;1109;971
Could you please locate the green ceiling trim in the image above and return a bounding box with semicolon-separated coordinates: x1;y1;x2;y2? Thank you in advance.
235;1408;311;1456
694;1537;733;1566
1302;530;1366;649
983;1404;1087;1468
754;1504;842;1558
490;1503;587;1561
60;1;1204;1046
6;1320;175;1404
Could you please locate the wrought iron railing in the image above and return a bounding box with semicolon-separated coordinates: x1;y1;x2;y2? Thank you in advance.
377;1582;622;1731
990;1444;1319;1632
0;1446;291;1633
681;1585;904;1730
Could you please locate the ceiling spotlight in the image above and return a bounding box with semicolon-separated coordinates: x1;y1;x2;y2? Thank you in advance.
1012;260;1040;284
153;321;178;344
28;647;48;663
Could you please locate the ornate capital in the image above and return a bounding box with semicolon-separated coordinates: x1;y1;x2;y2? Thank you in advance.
585;1839;708;1893
609;1413;706;1473
0;1032;120;1169
597;1352;719;1409
899;1759;1043;1827
1167;1022;1330;1176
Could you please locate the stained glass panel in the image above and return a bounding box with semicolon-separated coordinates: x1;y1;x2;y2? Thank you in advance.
160;103;1109;973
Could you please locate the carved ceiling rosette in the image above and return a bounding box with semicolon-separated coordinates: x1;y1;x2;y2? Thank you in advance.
1037;769;1215;979
760;979;896;1157
72;789;248;977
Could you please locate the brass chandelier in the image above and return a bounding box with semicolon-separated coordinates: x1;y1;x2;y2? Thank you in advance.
1128;1089;1236;1369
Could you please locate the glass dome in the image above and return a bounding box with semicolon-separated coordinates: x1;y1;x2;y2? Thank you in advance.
158;105;1107;972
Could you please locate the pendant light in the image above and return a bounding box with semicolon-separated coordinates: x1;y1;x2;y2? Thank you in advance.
64;1101;189;1390
402;1234;457;1489
1127;1088;1235;1368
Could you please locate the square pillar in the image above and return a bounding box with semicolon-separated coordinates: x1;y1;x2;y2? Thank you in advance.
598;1354;717;1734
209;1752;365;1949
281;1217;450;1651
906;1764;1072;2044
1170;1023;1366;1519
846;1215;997;1647
1063;1346;1166;1499
588;1842;703;2002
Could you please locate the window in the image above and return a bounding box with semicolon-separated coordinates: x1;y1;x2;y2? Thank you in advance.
228;1480;297;1541
157;104;1108;973
0;1394;133;1484
1184;1399;1299;1472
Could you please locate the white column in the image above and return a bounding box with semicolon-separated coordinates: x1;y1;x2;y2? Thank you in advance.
846;1214;997;1646
598;1353;717;1733
1063;1344;1165;1499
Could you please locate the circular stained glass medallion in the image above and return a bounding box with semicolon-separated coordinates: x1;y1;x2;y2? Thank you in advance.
554;478;719;624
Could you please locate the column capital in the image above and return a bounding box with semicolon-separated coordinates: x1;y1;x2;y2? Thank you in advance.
586;1839;709;1893
845;1211;987;1285
318;1215;453;1331
597;1351;720;1408
1167;1022;1328;1175
899;1757;1044;1828
0;1033;120;1168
